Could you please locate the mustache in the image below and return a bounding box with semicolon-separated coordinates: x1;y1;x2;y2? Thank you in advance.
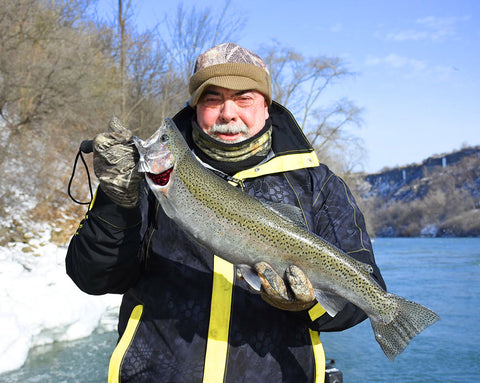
210;123;250;143
210;123;249;136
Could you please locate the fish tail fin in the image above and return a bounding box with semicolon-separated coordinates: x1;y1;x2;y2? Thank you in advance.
371;295;440;361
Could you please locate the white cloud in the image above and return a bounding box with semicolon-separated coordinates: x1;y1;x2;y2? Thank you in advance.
365;54;457;83
366;54;427;71
385;15;468;42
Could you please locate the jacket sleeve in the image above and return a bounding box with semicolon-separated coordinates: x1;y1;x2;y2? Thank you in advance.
308;166;386;332
65;186;144;295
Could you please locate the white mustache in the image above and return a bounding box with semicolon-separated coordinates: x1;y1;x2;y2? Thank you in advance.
210;123;249;143
211;123;249;135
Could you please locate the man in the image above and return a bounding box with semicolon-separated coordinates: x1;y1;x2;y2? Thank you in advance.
66;43;385;383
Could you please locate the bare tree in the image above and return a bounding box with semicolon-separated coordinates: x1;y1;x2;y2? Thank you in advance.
260;42;364;174
118;0;131;121
0;0;120;133
125;32;172;136
0;0;123;243
161;1;246;99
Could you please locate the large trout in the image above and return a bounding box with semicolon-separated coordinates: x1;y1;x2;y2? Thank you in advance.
132;118;439;361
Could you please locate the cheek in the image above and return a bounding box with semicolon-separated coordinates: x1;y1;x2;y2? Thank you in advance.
245;106;269;134
196;107;218;132
251;104;269;124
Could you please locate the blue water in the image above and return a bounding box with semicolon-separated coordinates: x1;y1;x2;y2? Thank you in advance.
0;331;117;382
1;238;479;382
322;237;480;382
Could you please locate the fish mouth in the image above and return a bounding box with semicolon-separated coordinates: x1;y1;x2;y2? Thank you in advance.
147;167;173;187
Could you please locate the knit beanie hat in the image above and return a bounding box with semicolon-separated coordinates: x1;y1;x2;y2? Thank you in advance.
189;42;272;106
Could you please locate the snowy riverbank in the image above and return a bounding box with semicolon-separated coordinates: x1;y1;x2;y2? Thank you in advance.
0;228;120;374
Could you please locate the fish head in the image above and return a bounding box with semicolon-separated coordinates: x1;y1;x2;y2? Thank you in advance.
133;118;187;194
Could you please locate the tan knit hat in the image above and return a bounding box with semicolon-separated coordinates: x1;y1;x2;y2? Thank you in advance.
189;43;272;106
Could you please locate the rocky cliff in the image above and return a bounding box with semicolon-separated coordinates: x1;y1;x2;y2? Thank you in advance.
351;146;480;237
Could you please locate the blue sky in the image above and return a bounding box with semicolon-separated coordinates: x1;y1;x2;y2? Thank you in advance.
95;0;480;173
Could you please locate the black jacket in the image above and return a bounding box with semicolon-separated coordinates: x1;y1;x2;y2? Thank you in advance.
66;102;385;382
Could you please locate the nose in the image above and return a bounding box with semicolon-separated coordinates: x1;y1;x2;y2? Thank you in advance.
219;99;238;122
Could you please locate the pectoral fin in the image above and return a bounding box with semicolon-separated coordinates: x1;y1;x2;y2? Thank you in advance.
237;264;262;292
313;289;349;317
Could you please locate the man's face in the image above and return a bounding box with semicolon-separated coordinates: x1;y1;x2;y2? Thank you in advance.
196;86;269;144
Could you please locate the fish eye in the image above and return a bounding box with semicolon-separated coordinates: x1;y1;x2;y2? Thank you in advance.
160;134;169;143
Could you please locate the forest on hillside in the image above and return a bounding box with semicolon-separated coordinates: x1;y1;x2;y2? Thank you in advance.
0;0;365;245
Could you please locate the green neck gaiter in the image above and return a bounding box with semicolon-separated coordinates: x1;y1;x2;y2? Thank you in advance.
192;118;272;175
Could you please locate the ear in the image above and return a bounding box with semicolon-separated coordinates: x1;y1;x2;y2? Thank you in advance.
264;100;270;120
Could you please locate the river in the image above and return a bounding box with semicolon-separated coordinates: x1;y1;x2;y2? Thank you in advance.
1;238;479;382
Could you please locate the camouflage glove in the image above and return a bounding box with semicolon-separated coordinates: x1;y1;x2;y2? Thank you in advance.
255;262;316;311
93;117;142;208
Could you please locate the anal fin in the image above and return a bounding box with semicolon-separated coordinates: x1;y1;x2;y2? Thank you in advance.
313;289;349;317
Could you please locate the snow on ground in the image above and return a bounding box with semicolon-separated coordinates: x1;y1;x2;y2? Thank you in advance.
0;226;121;374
